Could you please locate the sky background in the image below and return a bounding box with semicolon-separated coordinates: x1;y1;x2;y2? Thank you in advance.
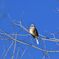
0;0;59;59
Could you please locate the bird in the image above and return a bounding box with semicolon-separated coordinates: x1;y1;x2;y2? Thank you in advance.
29;24;39;45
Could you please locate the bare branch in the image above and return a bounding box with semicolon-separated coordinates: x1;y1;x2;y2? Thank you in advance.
0;29;59;53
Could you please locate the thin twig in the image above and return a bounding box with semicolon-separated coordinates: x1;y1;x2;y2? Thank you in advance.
20;48;27;59
11;34;17;59
42;55;45;59
16;48;20;59
42;38;59;42
13;21;29;33
42;37;51;59
3;42;14;59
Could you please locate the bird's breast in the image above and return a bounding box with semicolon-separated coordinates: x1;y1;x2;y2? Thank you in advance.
29;27;35;34
29;27;38;38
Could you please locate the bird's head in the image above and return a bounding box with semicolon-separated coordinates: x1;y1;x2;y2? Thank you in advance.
30;24;35;28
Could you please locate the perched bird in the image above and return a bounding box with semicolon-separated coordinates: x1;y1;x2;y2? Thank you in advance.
29;24;39;45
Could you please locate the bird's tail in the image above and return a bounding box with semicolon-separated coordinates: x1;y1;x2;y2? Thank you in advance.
36;39;39;45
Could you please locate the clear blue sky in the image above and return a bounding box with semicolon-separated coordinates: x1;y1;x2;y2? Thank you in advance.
0;0;59;59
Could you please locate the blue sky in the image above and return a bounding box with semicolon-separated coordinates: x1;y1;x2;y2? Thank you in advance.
0;0;59;59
